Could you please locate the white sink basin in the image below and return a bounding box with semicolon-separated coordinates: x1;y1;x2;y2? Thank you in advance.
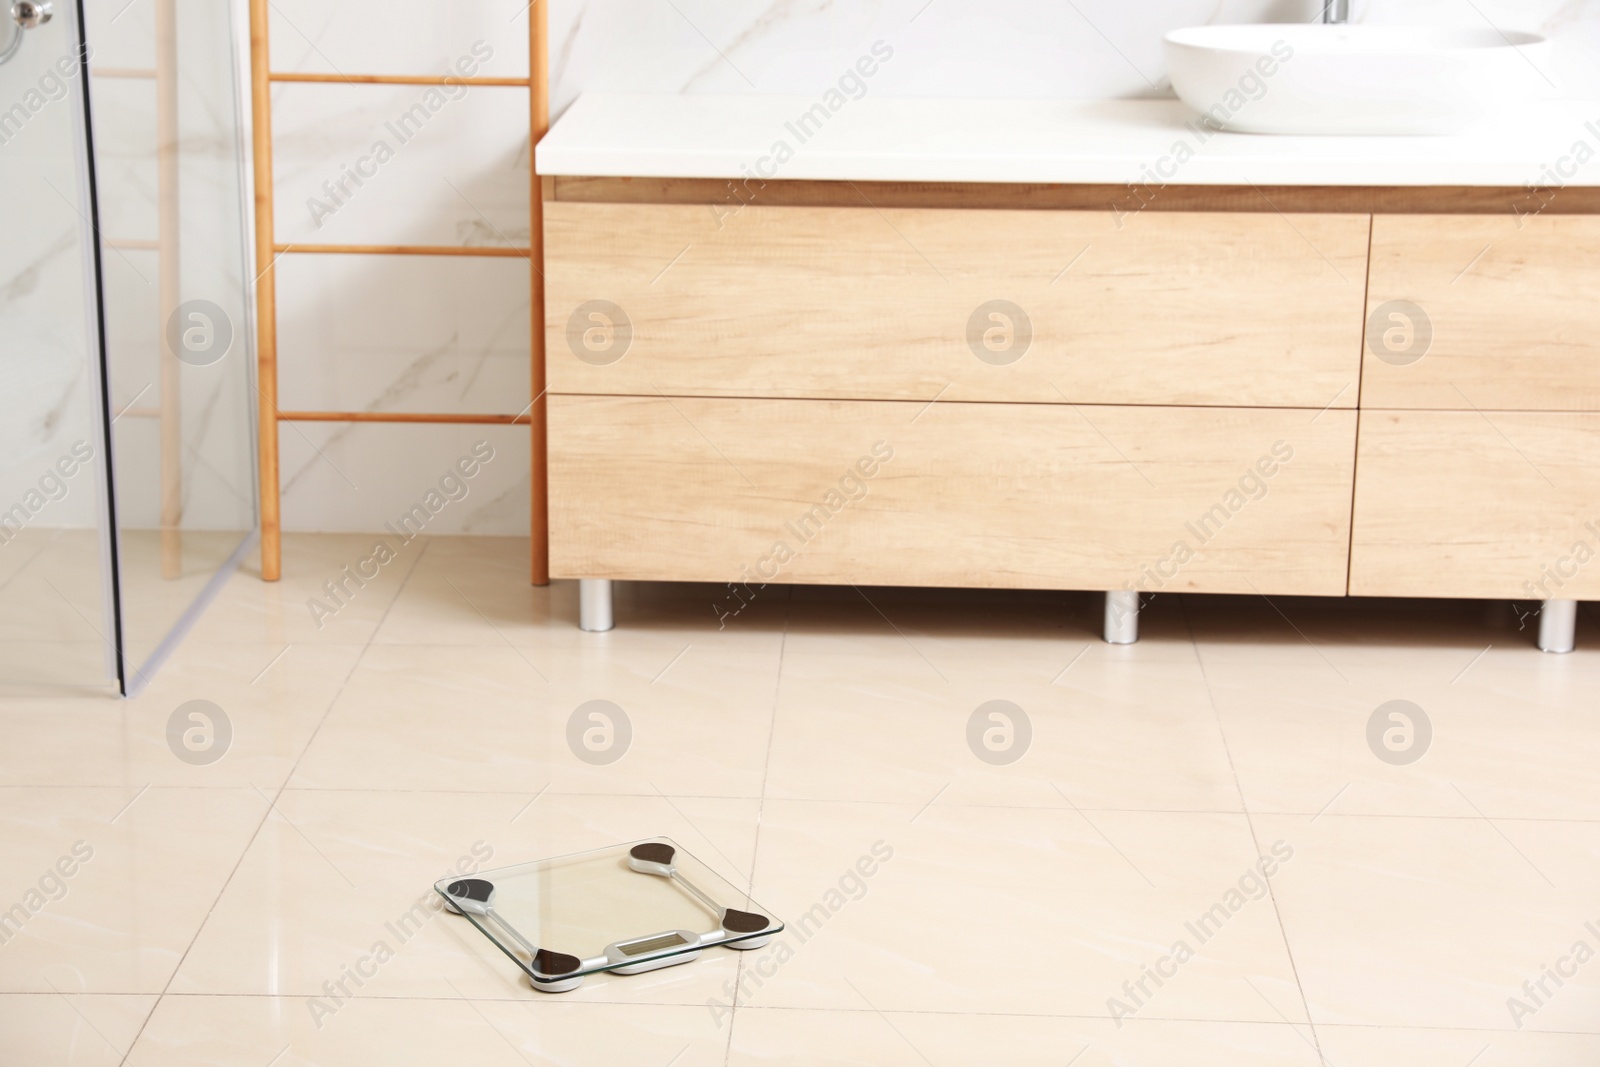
1164;24;1550;135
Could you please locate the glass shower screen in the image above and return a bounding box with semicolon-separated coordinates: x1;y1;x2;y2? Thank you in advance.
0;0;258;695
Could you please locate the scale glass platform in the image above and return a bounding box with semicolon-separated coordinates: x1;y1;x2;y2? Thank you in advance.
436;838;782;992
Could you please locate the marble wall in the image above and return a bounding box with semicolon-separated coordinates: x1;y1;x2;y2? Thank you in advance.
10;1;1600;534
1;0;258;537
263;0;531;533
0;11;103;532
541;0;1600;111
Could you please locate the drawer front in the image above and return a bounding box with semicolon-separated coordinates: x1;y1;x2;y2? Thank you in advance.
550;396;1357;595
1364;215;1600;411
1350;411;1600;598
545;202;1368;408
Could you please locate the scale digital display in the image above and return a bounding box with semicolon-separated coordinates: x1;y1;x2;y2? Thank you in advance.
617;932;690;957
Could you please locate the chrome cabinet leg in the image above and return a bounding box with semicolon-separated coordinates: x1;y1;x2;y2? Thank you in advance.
579;579;614;632
1538;599;1577;653
1104;590;1139;645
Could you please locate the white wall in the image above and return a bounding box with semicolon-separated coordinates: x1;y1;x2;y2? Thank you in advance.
0;13;103;533
543;0;1600;110
13;2;1600;535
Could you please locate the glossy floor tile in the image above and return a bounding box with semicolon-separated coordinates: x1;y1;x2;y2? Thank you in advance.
1315;1024;1600;1067
286;640;780;797
0;993;157;1066
0;786;267;994
0;527;118;693
727;1009;1326;1067
763;645;1241;811
188;533;431;647
1202;650;1600;820
740;801;1307;1021
1257;812;1600;1032
0;641;366;790
4;533;1599;1064
125;995;730;1067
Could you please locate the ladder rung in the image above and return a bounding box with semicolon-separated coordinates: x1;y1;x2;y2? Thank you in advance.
278;411;529;425
270;72;531;87
275;243;531;258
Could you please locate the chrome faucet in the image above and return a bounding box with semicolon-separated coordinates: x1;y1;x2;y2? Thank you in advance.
1320;0;1350;23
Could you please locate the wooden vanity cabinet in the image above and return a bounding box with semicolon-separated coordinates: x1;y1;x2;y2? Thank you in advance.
545;201;1366;409
1349;214;1600;599
543;187;1600;609
551;396;1356;596
545;193;1367;596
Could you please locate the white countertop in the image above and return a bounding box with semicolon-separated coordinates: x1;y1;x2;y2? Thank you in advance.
536;93;1600;187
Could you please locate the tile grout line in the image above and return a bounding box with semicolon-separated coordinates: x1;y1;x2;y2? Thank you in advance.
115;536;436;1066
15;782;1595;822
724;583;793;1065
1178;594;1328;1066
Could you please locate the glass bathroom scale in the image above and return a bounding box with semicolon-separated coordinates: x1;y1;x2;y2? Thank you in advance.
435;838;783;992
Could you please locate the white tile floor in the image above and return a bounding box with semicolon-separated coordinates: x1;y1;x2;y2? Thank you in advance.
4;534;1600;1065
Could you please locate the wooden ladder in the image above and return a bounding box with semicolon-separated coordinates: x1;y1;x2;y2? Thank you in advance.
246;0;550;585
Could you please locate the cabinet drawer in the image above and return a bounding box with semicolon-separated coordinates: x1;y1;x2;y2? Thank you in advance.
1364;215;1600;411
545;202;1367;408
550;396;1357;595
1350;411;1600;598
